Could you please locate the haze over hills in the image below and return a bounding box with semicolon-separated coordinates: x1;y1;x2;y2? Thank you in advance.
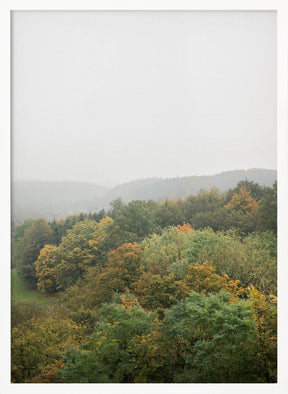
12;181;109;224
105;169;277;202
12;169;277;223
12;181;109;207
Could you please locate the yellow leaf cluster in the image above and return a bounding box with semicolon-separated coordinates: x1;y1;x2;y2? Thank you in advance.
225;186;259;214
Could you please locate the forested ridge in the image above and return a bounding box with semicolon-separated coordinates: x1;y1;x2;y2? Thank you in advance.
11;180;277;383
12;168;276;222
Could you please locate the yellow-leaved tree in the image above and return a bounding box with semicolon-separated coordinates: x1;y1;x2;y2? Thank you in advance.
225;185;258;215
35;244;58;293
35;217;114;293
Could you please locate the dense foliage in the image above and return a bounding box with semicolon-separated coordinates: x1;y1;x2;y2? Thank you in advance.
11;181;277;383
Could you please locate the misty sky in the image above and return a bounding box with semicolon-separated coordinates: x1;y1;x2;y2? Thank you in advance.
12;11;276;187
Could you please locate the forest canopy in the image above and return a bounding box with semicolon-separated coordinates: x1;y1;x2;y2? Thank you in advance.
11;180;277;383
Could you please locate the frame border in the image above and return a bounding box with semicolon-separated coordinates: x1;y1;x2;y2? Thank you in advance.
2;2;288;393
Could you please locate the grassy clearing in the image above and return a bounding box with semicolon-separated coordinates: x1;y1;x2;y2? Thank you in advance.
11;268;57;304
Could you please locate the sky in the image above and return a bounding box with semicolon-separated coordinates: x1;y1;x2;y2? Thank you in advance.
12;11;276;187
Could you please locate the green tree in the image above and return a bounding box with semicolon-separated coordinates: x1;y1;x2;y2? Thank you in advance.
60;294;161;383
11;219;34;269
141;225;193;276
257;182;277;234
162;291;266;383
185;229;277;295
113;200;157;241
155;199;185;228
109;198;125;218
182;188;224;223
49;215;80;245
191;207;257;233
18;218;53;288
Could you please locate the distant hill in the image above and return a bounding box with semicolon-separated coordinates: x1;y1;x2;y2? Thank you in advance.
12;169;277;223
106;169;277;202
12;181;110;223
12;181;109;206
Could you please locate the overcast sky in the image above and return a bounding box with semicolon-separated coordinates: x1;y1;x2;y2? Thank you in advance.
12;11;276;187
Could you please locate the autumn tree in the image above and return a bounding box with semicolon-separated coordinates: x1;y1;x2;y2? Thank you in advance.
60;267;106;312
53;217;113;290
35;244;58;293
105;242;144;288
225;180;265;203
132;272;187;318
11;299;44;328
11;315;83;383
225;185;258;215
248;286;277;382
61;242;144;312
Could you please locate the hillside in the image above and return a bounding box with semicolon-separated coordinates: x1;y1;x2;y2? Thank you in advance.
12;169;276;222
12;181;109;206
106;168;277;202
12;181;110;222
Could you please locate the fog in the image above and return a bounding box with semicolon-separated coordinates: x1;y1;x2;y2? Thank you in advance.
12;11;276;187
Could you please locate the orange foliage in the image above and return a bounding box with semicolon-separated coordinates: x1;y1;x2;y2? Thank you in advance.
120;293;141;310
177;222;195;233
